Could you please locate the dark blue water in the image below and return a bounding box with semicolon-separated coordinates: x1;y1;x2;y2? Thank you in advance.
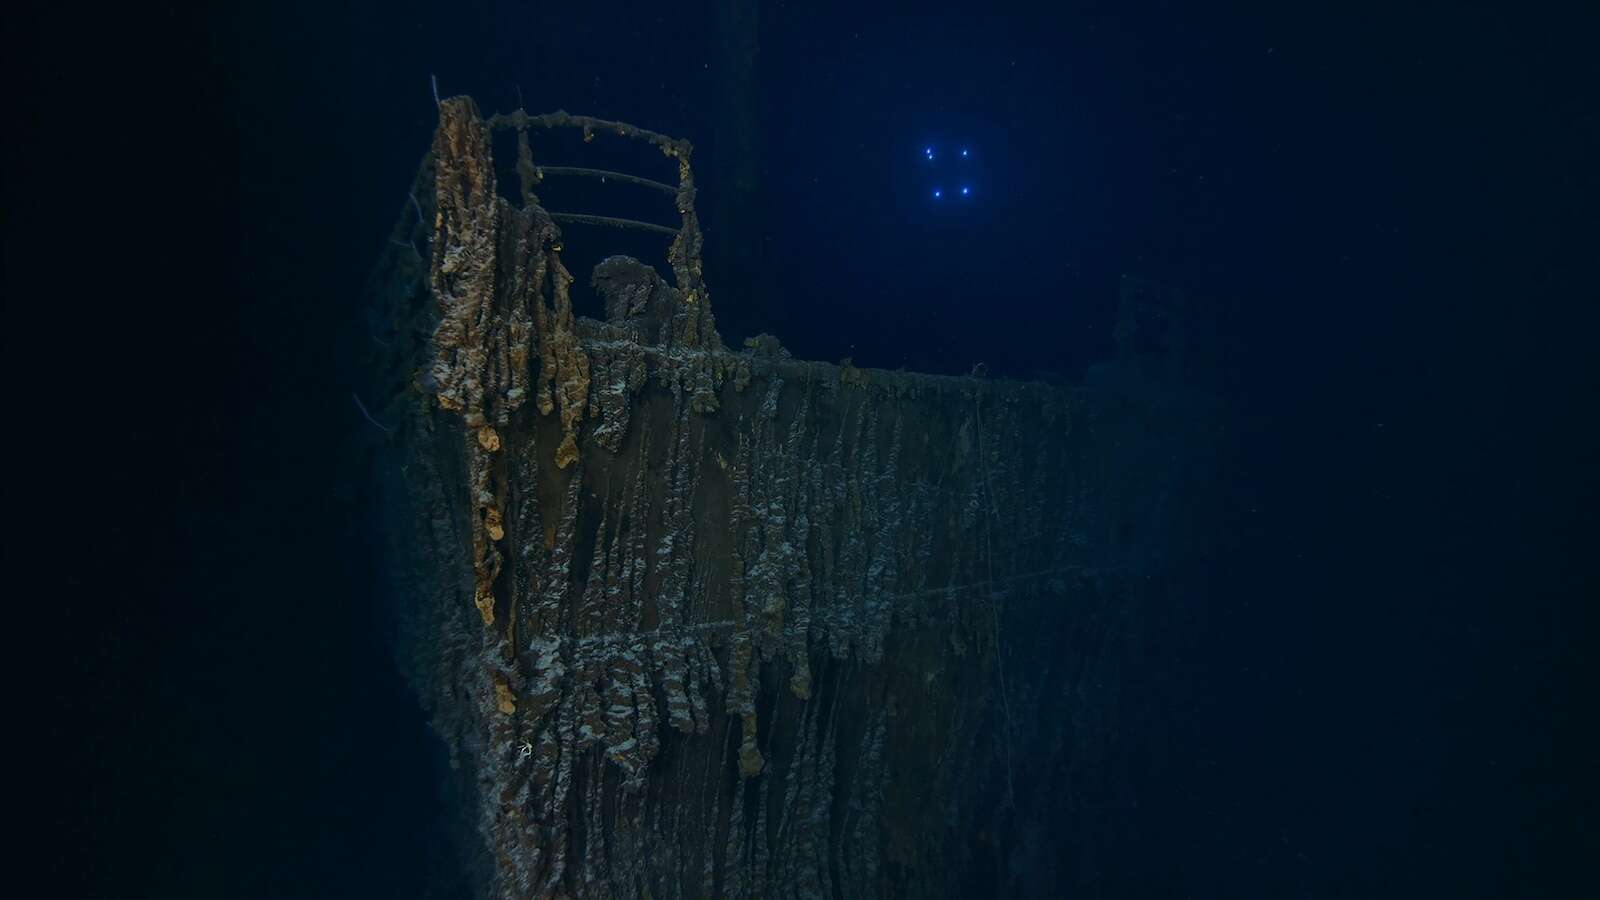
12;1;1595;896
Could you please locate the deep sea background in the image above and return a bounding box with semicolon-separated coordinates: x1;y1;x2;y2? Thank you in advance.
9;0;1597;897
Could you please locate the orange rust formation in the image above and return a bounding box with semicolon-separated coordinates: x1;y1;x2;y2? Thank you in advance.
361;94;1213;899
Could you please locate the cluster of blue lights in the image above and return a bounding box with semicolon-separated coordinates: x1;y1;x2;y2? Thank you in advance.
923;144;974;201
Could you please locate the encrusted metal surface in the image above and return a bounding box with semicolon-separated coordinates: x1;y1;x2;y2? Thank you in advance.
362;96;1179;898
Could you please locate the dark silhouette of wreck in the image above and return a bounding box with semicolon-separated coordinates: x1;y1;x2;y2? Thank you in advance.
361;96;1220;899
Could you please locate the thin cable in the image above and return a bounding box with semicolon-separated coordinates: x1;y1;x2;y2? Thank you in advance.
352;392;395;435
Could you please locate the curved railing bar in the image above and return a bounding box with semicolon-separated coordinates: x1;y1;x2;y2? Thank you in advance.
536;166;676;196
547;212;679;236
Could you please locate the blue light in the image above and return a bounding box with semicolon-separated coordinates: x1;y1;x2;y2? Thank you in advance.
924;146;935;160
960;185;971;196
933;187;943;199
960;148;970;158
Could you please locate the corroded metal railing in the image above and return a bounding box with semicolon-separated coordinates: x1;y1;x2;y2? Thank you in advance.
488;108;714;309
